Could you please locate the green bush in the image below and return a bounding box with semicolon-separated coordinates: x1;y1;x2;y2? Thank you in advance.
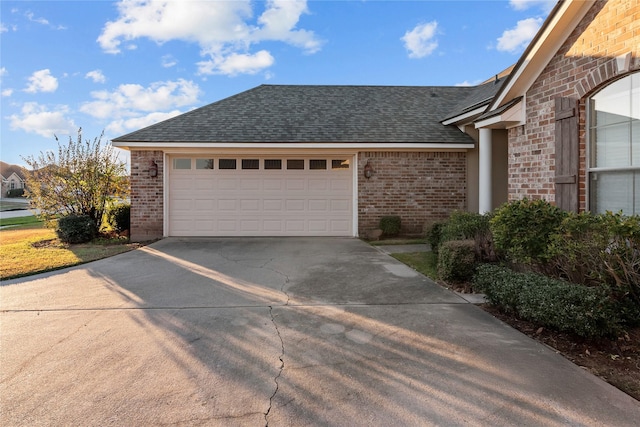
379;216;401;236
436;211;495;261
547;211;640;309
437;239;476;283
473;264;623;338
490;198;566;265
107;203;131;233
6;188;25;197
424;221;444;252
56;214;96;244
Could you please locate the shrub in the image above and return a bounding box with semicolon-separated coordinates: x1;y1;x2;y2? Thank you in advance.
6;188;25;197
56;214;95;244
107;203;131;233
490;198;566;265
473;264;623;338
379;216;401;236
438;211;496;261
437;239;476;283
547;211;640;309
424;221;444;252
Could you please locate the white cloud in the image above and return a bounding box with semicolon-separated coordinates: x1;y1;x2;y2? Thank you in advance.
80;78;200;119
0;67;6;78
497;17;543;53
401;21;438;59
25;11;66;30
161;54;177;68
106;110;183;135
509;0;556;12
9;102;76;137
197;50;275;76
85;69;106;83
1;23;8;33
97;0;321;76
455;80;482;87
24;69;58;93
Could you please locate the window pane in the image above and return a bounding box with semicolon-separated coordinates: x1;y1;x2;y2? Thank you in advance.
219;159;236;169
264;159;282;170
173;158;191;169
633;119;640;167
287;159;304;170
242;159;259;169
592;77;631;126
590;171;635;215
594;124;630;167
196;159;214;169
332;159;350;169
309;159;327;170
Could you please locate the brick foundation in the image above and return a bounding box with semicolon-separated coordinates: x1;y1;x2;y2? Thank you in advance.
508;0;640;211
357;151;467;236
130;151;164;241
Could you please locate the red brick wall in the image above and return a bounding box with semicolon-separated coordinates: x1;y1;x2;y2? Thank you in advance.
358;151;467;236
508;0;640;210
130;150;164;241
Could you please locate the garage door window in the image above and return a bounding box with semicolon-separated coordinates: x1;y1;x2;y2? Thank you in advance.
219;159;237;169
287;159;304;170
196;159;214;169
310;159;327;170
242;159;259;169
332;159;350;169
174;158;191;169
264;159;282;170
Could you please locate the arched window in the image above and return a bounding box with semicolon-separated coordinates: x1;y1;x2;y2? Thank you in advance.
588;72;640;215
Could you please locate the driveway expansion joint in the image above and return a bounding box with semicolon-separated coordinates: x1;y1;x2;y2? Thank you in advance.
265;305;285;426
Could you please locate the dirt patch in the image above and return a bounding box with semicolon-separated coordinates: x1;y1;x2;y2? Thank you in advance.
480;304;640;401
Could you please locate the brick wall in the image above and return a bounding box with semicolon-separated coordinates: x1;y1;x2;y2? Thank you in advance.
130;150;164;241
508;0;640;210
357;151;466;236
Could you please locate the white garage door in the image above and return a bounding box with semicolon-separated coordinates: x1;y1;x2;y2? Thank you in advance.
168;156;354;236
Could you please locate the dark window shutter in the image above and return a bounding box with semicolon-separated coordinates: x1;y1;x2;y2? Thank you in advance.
554;97;579;212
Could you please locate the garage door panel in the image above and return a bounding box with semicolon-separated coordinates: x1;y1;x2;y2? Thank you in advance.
240;199;260;210
169;156;353;236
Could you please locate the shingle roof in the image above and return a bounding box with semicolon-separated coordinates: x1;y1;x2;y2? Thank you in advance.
442;77;508;122
0;161;26;180
113;84;477;145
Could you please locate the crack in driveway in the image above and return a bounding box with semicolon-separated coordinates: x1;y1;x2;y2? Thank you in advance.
265;306;285;427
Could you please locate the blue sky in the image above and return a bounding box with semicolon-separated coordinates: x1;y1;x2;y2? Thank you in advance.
0;0;555;166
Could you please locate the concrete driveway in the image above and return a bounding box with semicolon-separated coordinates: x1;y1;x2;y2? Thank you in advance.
1;238;638;426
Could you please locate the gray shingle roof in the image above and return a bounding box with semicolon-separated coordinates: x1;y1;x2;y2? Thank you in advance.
113;84;477;145
442;77;508;122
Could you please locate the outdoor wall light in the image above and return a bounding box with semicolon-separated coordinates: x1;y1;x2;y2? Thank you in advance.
364;160;373;179
149;160;158;178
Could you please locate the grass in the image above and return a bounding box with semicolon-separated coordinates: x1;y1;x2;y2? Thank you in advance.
391;251;438;280
0;215;41;227
0;224;140;280
368;237;427;246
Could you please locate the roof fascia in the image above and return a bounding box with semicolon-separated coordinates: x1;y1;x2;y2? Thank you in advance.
487;0;594;112
112;142;475;151
442;105;487;126
475;98;524;129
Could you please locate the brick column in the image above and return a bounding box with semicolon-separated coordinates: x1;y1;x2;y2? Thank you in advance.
130;151;164;241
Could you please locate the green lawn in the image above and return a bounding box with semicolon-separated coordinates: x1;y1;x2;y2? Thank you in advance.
0;215;41;227
390;251;438;280
0;224;140;280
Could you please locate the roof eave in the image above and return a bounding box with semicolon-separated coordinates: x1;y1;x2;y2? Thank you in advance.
487;0;594;112
111;141;475;151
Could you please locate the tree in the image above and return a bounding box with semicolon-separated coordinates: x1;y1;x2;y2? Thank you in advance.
22;128;129;234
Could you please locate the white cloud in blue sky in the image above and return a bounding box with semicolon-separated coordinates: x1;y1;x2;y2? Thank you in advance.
97;0;320;76
0;0;555;166
24;69;58;94
496;17;544;53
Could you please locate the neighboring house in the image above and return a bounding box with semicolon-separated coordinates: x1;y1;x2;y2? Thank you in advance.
0;161;26;197
113;0;639;242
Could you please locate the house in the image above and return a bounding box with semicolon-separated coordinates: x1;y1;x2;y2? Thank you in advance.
113;0;639;242
0;161;26;197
